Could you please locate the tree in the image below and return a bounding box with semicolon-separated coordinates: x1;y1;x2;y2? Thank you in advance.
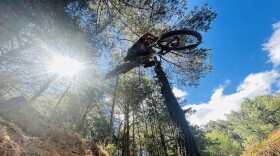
154;61;200;155
203;94;280;155
1;1;217;155
65;1;217;155
0;0;92;102
226;94;280;148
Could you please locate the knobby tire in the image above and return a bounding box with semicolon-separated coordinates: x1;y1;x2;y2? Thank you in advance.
157;30;202;51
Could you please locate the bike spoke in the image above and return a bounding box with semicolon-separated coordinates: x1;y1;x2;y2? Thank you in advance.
158;30;201;51
177;34;198;47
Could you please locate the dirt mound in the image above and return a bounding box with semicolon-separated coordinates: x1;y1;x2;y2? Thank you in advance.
242;127;280;156
0;96;108;156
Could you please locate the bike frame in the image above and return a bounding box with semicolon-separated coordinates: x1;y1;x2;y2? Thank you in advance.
105;29;201;78
146;35;180;57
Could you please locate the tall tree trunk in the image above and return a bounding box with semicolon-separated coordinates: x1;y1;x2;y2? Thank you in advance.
109;77;119;144
150;123;159;155
122;99;130;156
132;111;136;156
158;124;168;156
125;101;130;156
152;99;168;156
137;121;143;156
52;78;74;116
154;62;200;156
76;101;92;136
29;73;58;103
122;116;126;156
116;120;123;151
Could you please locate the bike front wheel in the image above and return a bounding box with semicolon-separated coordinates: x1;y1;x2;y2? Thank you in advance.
157;30;202;51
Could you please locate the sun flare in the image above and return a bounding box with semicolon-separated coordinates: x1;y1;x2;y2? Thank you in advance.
48;55;86;77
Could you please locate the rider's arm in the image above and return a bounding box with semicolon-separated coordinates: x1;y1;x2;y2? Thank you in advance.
141;32;158;39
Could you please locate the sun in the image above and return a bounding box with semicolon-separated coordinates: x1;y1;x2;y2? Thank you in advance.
48;55;86;77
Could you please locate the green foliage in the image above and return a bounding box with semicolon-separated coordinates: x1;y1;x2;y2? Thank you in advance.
189;125;211;155
226;94;280;147
106;143;118;154
1;0;217;155
66;0;217;87
205;130;243;156
242;127;280;155
203;94;280;155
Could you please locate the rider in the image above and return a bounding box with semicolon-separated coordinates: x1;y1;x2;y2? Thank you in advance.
124;32;158;68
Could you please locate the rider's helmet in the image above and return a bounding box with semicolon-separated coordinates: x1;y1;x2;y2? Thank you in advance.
145;36;155;46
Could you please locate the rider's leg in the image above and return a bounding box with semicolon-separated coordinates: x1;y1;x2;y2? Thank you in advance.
124;48;139;62
143;61;155;68
143;56;156;68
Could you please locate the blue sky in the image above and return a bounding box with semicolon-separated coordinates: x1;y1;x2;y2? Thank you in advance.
171;0;280;125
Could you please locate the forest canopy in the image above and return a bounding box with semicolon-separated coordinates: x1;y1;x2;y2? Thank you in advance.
0;0;279;156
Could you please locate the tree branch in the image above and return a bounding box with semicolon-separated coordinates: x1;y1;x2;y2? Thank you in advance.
160;56;183;68
107;0;140;37
108;36;135;43
117;0;145;10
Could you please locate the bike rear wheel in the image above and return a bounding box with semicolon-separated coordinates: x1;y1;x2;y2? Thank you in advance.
157;30;202;51
105;61;139;79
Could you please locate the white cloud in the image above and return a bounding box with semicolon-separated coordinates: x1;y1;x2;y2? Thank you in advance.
263;21;280;67
172;87;188;98
184;70;280;126
224;79;231;85
183;21;280;126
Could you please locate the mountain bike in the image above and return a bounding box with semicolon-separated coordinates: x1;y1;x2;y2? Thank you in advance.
105;29;202;79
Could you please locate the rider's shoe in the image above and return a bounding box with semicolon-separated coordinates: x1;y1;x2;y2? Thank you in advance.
144;61;155;68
